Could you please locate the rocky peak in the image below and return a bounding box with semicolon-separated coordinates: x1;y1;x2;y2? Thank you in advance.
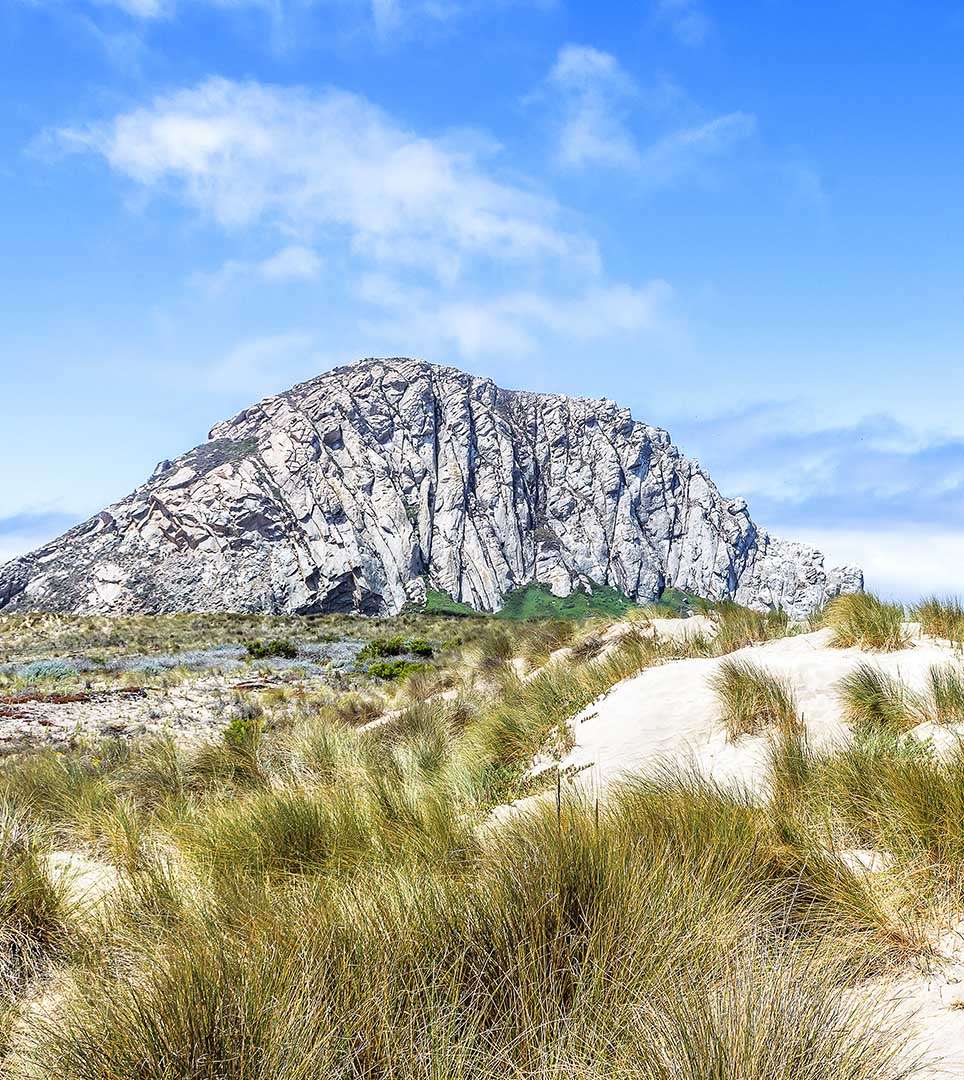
0;357;862;618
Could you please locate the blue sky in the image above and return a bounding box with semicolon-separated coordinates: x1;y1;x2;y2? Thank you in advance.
2;0;963;599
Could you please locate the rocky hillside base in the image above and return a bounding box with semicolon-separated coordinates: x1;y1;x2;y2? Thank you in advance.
0;358;861;620
2;596;963;1077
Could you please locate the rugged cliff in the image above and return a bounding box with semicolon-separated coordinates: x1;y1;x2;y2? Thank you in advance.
0;358;861;618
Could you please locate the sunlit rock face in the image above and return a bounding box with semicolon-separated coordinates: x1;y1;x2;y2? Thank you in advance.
0;358;861;618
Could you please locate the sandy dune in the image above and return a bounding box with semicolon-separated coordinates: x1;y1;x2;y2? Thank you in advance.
547;623;964;1076
561;625;962;797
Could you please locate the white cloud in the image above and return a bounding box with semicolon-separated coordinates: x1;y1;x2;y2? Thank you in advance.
96;0;168;17
654;0;711;47
0;513;80;566
207;330;325;396
367;0;553;38
545;45;641;170
538;45;754;179
259;244;322;281
638;111;756;185
37;0;550;42
370;0;400;35
193;244;323;292
0;534;44;565
53;74;678;376
58;77;596;281
359;274;674;357
38;0;267;20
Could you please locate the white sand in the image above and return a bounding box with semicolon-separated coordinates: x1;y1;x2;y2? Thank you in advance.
639;614;718;642
541;624;964;1074
560;626;961;797
46;849;120;909
858;917;964;1078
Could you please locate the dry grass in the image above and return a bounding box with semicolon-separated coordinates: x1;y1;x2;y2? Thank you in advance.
711;658;801;740
0;606;956;1077
824;594;909;652
10;778;921;1080
837;664;920;737
913;597;964;643
923;663;964;725
712;602;790;656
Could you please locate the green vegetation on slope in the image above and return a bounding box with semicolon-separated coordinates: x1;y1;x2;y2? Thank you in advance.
421;587;481;618
495;582;638;620
424;581;642;620
426;581;710;621
657;586;709;615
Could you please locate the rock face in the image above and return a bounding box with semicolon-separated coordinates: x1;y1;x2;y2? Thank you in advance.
0;358;861;619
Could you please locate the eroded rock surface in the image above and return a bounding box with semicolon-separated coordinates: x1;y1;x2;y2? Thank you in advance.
0;358;861;618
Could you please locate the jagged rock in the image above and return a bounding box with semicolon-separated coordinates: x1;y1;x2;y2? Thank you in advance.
0;358;861;618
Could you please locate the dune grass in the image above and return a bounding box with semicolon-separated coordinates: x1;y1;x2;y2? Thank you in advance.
923;663;964;725
0;606;957;1077
12;779;920;1080
0;804;78;1009
770;727;964;907
824;594;909;652
837;664;920;737
711;658;801;740
912;597;964;643
838;660;964;734
712;602;790;656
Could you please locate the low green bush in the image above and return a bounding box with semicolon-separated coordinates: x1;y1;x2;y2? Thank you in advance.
223;710;264;751
367;659;423;681
406;638;434;658
359;636;434;661
359;635;407;660
246;639;298;660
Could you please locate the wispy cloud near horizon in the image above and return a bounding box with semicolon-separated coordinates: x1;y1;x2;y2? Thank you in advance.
0;512;84;567
667;402;964;599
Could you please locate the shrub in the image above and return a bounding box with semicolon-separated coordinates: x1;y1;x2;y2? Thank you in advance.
246;639;298;660
18;659;81;681
824;594;907;651
405;638;434;659
367;660;423;681
711;658;800;740
223;708;265;751
358;638;433;665
837;663;918;736
358;636;407;660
